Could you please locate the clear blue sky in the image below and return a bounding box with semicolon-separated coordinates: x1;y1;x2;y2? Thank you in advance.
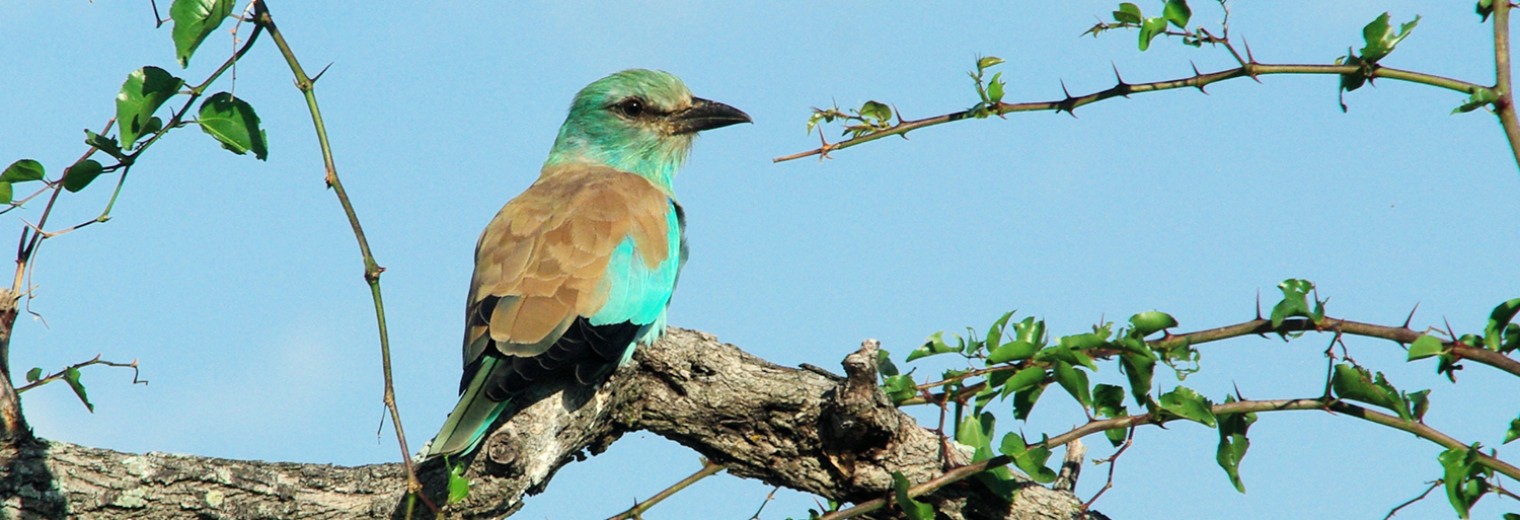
4;2;1517;518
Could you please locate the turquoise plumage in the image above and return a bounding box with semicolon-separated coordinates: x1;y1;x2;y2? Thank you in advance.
421;70;749;459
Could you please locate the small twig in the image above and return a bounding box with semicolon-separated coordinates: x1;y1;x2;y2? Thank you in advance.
1381;480;1440;520
0;184;58;216
16;354;145;394
1492;480;1520;501
1319;329;1344;399
931;385;954;470
148;0;168;27
1082;433;1131;508
746;485;781;520
606;459;724;520
1197;27;1248;68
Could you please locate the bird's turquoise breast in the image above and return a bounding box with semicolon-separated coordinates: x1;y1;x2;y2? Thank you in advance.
588;201;682;353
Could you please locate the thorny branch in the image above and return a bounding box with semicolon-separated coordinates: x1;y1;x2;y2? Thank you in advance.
900;315;1520;408
774;61;1485;163
250;0;427;515
605;459;724;520
823;397;1520;519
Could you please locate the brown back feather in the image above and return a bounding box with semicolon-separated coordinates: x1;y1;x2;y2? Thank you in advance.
463;163;672;366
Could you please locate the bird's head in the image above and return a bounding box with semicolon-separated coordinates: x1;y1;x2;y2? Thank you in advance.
545;69;751;192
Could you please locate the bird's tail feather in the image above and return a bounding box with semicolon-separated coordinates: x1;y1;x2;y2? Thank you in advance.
420;356;509;460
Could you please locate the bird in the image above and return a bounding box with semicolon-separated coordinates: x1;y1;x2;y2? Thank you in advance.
420;69;750;460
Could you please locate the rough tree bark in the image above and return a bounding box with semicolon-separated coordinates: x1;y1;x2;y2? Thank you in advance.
0;328;1090;519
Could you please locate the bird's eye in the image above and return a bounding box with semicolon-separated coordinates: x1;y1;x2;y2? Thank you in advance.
614;98;645;118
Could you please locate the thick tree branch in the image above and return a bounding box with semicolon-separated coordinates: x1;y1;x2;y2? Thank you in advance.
0;329;1088;519
0;290;23;443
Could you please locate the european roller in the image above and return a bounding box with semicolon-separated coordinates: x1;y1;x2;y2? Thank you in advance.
421;70;750;459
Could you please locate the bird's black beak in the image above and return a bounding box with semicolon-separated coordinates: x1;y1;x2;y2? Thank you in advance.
671;97;752;135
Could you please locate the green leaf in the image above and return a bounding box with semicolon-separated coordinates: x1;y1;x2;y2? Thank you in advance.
1138;17;1168;51
999;432;1057;483
0;182;13;206
1093;384;1130;447
1119;352;1156;408
1505;415;1520;444
990;317;1044;364
1129;310;1178;337
987;72;1005;105
25;367;42;383
908;331;961;362
63;367;94;413
1331;363;1410;421
890;472;934;520
63;159;105;193
1037;344;1098;373
1407;389;1432;422
1113;336;1152;356
1339;51;1369;111
1;159;45;184
1502;323;1520;354
1059;331;1107;351
1013;316;1045;345
1478;0;1495;22
84;130;124;158
1113;2;1143;24
1360;13;1420;64
1012;383;1045;420
141;116;164;138
1163;0;1191;29
1408;334;1446;361
959;413;1019;500
984;311;1014;355
170;0;235;67
1270;278;1320;330
1052;361;1092;409
1216;396;1256;493
805;109;837;136
197;92;269;160
1001;366;1047;395
1484;298;1520;351
977;55;1005;71
1454;88;1499;114
954;410;991;447
1158;386;1215;427
957;412;993;449
1092;384;1126;417
116;67;185;151
1359;13;1393;61
1438;445;1488;519
877;348;900;377
882;374;917;405
988;341;1038;364
1392;14;1422;63
858;100;893;123
446;460;471;504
